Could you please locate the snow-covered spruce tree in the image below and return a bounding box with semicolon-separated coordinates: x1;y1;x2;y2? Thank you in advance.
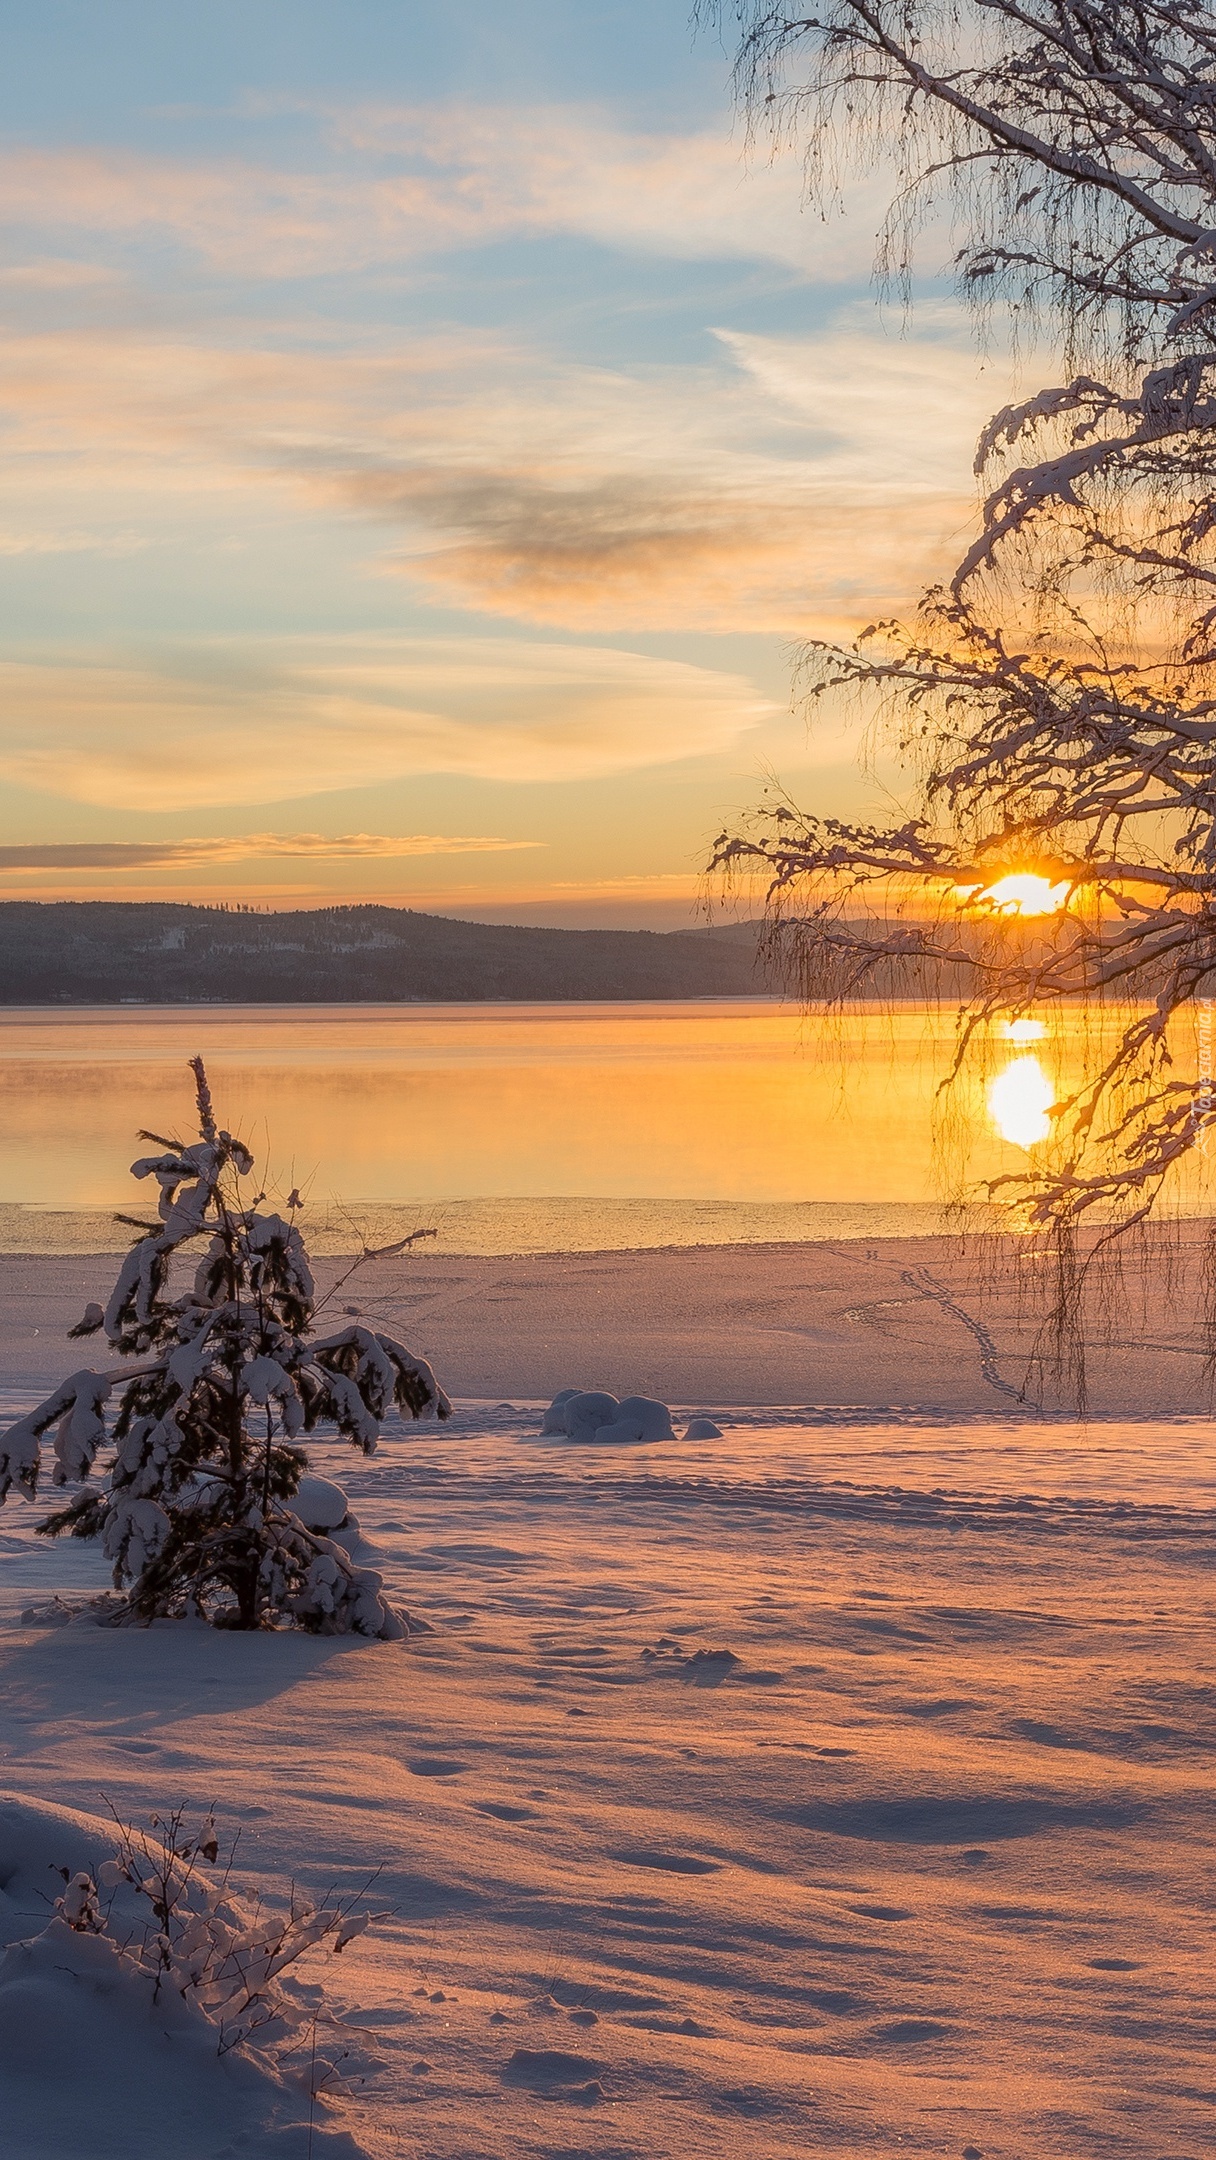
703;5;1216;1378
0;1058;449;1633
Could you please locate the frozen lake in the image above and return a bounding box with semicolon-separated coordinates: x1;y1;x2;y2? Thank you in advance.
0;998;1204;1252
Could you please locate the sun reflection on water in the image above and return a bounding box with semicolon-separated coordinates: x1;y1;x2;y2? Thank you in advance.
988;1052;1054;1148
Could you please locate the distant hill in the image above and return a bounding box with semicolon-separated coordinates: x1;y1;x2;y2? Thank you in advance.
0;901;774;1004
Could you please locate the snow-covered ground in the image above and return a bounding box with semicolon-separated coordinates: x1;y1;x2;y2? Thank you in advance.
0;1786;369;2160
7;1231;1216;1416
1;1366;1215;2158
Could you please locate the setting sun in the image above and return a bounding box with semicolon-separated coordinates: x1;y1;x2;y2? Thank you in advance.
979;872;1071;916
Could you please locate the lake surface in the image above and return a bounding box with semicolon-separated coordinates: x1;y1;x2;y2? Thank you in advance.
0;999;1204;1252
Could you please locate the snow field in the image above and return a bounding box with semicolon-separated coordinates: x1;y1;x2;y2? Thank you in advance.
0;1402;1214;2157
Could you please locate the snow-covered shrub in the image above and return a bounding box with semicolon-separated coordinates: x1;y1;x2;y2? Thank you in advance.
0;1793;374;2159
0;1057;449;1634
65;1805;382;2056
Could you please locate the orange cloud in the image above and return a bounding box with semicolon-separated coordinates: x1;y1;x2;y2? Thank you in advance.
0;833;542;871
0;640;774;808
0;871;713;926
328;324;998;631
377;484;968;635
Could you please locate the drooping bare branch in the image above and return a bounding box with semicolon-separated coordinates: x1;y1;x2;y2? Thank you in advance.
702;2;1216;353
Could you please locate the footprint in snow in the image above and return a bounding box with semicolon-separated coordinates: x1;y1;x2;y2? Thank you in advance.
343;2005;419;2027
679;1649;739;1687
610;1848;720;1875
407;1758;469;1778
502;2047;602;2098
624;2013;711;2036
869;2017;952;2044
712;2087;795;2121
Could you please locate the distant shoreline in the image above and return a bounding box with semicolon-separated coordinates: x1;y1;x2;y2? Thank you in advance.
0;994;777;1008
0;898;773;1004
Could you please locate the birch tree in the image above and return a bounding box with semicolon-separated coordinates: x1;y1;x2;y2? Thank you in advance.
703;5;1216;1349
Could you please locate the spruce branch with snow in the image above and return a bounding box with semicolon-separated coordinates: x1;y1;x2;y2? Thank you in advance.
0;1057;449;1632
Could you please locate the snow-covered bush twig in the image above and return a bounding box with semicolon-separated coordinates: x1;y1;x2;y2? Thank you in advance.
0;1057;450;1632
57;1803;383;2058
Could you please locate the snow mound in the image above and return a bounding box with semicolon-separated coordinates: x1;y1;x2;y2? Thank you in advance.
539;1388;579;1434
684;1416;723;1439
294;1474;351;1532
0;1793;111;1940
0;1794;368;2160
540;1390;676;1443
616;1394;676;1441
560;1391;621;1442
594;1395;676;1444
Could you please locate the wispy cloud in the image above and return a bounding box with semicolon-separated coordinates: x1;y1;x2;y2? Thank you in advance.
0;315;1003;633
0;833;541;871
329;101;872;274
0;107;864;279
315;319;1003;633
0;869;713;928
0;639;774;809
0;256;121;290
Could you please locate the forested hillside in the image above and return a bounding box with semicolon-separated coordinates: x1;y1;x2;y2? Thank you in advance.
0;902;769;1003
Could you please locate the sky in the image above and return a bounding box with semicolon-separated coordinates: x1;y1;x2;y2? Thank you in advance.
0;0;1009;927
